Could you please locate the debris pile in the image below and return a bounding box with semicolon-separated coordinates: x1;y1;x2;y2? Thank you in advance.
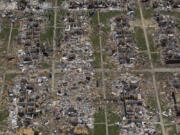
110;73;159;135
8;72;51;133
62;0;135;11
17;16;52;71
154;14;180;64
54;12;96;133
57;12;93;72
54;72;96;130
107;15;147;69
152;0;180;10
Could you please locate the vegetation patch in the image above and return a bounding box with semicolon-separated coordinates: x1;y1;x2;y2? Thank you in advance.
108;126;120;135
146;96;158;113
108;111;121;124
151;53;162;67
100;11;125;47
90;12;100;50
104;62;116;69
0;110;9;122
133;27;147;50
12;28;19;38
0;27;10;41
134;8;141;19
142;7;155;19
147;28;156;52
57;9;67;27
94;124;106;135
92;51;101;68
160;11;180;19
40;27;53;42
40;62;51;69
5;73;18;81
57;0;65;6
94;109;105;123
165;125;177;135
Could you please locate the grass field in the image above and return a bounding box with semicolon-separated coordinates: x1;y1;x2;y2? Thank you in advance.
133;26;147;50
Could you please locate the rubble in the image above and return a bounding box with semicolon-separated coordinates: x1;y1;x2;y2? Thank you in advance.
153;14;180;64
0;1;18;11
1;0;179;134
109;73;160;135
5;5;97;134
7;72;51;133
106;15;148;69
57;12;94;72
54;72;96;130
151;0;180;10
157;73;180;134
62;0;136;11
16;15;53;71
54;11;97;132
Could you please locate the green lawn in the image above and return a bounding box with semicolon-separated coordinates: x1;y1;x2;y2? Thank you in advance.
56;28;63;38
44;10;54;26
147;28;156;52
0;110;9;130
104;62;116;69
151;53;159;63
108;111;121;124
0;27;10;41
134;8;141;19
151;53;162;67
90;34;100;50
109;126;120;135
0;110;9;122
91;109;106;135
100;11;125;46
40;62;51;69
141;2;155;19
166;125;177;135
94;109;105;123
40;27;53;42
89;12;101;68
57;9;67;27
142;7;155;19
133;27;147;50
92;51;101;68
11;28;19;38
40;11;54;42
94;124;106;135
90;12;100;50
5;73;18;81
